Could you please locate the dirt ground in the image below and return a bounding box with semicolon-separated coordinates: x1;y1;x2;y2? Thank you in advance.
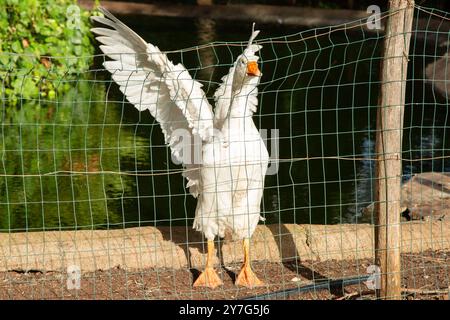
0;250;448;300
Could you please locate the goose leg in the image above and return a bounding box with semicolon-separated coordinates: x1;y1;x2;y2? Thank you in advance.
193;240;223;288
235;238;263;288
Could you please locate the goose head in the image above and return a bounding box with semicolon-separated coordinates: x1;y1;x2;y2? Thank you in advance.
232;23;263;94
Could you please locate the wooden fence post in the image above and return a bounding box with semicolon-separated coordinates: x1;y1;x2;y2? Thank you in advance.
375;0;414;300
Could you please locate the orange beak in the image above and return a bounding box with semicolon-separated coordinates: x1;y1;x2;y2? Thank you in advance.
247;61;261;77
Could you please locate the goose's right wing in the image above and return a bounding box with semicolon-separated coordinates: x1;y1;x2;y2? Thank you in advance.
91;7;215;196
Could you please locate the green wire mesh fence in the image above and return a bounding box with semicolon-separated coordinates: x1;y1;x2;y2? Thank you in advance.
0;4;449;299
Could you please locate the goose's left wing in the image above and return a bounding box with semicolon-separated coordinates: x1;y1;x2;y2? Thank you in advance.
213;23;262;128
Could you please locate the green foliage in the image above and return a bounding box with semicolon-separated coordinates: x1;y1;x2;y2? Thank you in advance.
0;0;149;232
0;0;95;105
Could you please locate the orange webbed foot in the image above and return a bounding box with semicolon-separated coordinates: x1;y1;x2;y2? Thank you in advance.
235;265;264;288
193;267;223;289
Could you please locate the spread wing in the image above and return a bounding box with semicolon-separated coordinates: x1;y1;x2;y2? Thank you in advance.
91;7;214;197
213;23;262;128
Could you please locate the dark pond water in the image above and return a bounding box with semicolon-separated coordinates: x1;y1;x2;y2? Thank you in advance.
1;16;449;232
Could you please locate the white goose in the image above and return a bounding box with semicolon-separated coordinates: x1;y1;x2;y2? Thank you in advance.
91;7;269;288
